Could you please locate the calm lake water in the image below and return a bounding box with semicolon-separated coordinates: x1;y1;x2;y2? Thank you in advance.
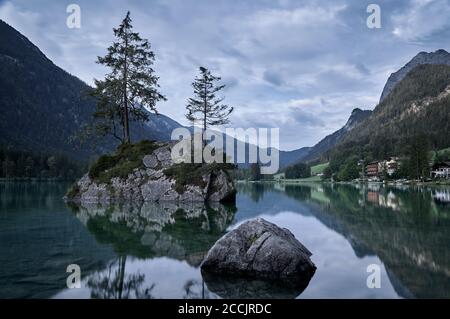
0;181;449;299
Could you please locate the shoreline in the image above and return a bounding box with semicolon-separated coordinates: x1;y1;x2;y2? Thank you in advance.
0;177;76;182
237;179;450;187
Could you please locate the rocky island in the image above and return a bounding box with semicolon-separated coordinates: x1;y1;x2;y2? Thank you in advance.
65;140;236;203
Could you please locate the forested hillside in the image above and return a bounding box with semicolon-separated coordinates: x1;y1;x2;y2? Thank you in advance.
0;19;181;162
328;64;450;180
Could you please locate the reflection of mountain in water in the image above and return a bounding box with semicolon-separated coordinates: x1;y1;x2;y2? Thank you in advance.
323;185;450;298
241;183;450;298
68;201;236;267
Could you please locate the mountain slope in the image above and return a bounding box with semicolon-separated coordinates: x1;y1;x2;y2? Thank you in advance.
335;64;450;159
279;147;311;168
300;108;372;163
0;19;182;161
380;49;450;103
0;20;312;169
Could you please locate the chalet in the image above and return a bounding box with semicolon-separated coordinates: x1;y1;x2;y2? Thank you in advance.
386;157;399;176
365;158;399;179
274;172;285;180
431;162;450;179
366;161;379;177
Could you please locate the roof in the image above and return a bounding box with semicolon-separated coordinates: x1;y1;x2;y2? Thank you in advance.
432;161;450;169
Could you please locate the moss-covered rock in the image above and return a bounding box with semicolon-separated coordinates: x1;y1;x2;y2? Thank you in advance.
65;140;236;203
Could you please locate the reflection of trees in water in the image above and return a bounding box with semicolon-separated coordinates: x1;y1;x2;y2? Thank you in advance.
240;182;450;298
237;182;274;202
182;279;216;299
87;256;155;299
284;185;312;201
69;201;236;266
292;183;450;298
66;201;238;299
0;181;71;211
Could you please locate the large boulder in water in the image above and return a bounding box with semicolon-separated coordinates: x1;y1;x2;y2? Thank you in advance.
201;218;316;288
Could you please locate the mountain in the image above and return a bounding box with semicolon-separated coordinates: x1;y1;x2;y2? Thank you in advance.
298;108;372;163
279;147;311;168
334;63;450;160
290;50;450;166
380;49;450;103
0;19;182;161
143;112;183;140
0;20;314;170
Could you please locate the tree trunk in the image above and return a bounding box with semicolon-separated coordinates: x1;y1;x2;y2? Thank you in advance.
203;78;207;150
117;255;127;299
123;32;130;144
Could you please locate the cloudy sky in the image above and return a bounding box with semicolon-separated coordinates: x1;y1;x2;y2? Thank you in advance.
1;0;449;150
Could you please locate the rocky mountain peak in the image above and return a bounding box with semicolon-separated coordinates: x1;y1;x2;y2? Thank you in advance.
380;49;450;103
344;108;372;131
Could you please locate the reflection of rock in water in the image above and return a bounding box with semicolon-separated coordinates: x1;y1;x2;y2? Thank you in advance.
202;272;309;299
68;201;236;267
200;218;316;299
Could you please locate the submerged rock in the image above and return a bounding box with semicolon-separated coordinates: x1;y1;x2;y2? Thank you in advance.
201;218;316;287
65;141;236;203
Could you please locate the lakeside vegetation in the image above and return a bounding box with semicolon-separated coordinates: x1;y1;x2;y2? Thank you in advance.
0;147;85;180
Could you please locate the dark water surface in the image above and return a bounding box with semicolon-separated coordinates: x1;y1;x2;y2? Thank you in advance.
0;181;449;299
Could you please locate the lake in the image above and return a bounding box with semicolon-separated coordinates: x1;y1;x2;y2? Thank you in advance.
0;181;449;299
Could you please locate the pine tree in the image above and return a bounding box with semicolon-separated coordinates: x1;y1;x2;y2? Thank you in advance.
407;134;430;180
91;11;166;143
250;163;261;181
186;67;233;143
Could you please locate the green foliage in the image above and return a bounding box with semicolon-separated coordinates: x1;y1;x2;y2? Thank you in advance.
66;183;81;198
90;11;166;144
392;159;409;179
163;162;236;194
285;162;311;179
405;134;430;180
329;64;450;179
186;67;233;131
311;162;329;175
0;20;174;161
88;140;158;184
0;147;83;180
322;166;333;180
433;147;450;163
249;163;262;181
336;156;360;181
0;21;101;160
88;154;116;180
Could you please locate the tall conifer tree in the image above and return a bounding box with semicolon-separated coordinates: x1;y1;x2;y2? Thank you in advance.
91;11;166;143
186;67;234;143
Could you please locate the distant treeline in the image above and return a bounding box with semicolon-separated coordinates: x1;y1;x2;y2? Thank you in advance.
0;147;85;180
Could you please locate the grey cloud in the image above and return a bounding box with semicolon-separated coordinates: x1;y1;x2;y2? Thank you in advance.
263;70;284;87
288;107;325;127
1;0;449;150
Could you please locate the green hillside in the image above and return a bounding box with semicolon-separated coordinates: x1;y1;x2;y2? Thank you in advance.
328;64;450;179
